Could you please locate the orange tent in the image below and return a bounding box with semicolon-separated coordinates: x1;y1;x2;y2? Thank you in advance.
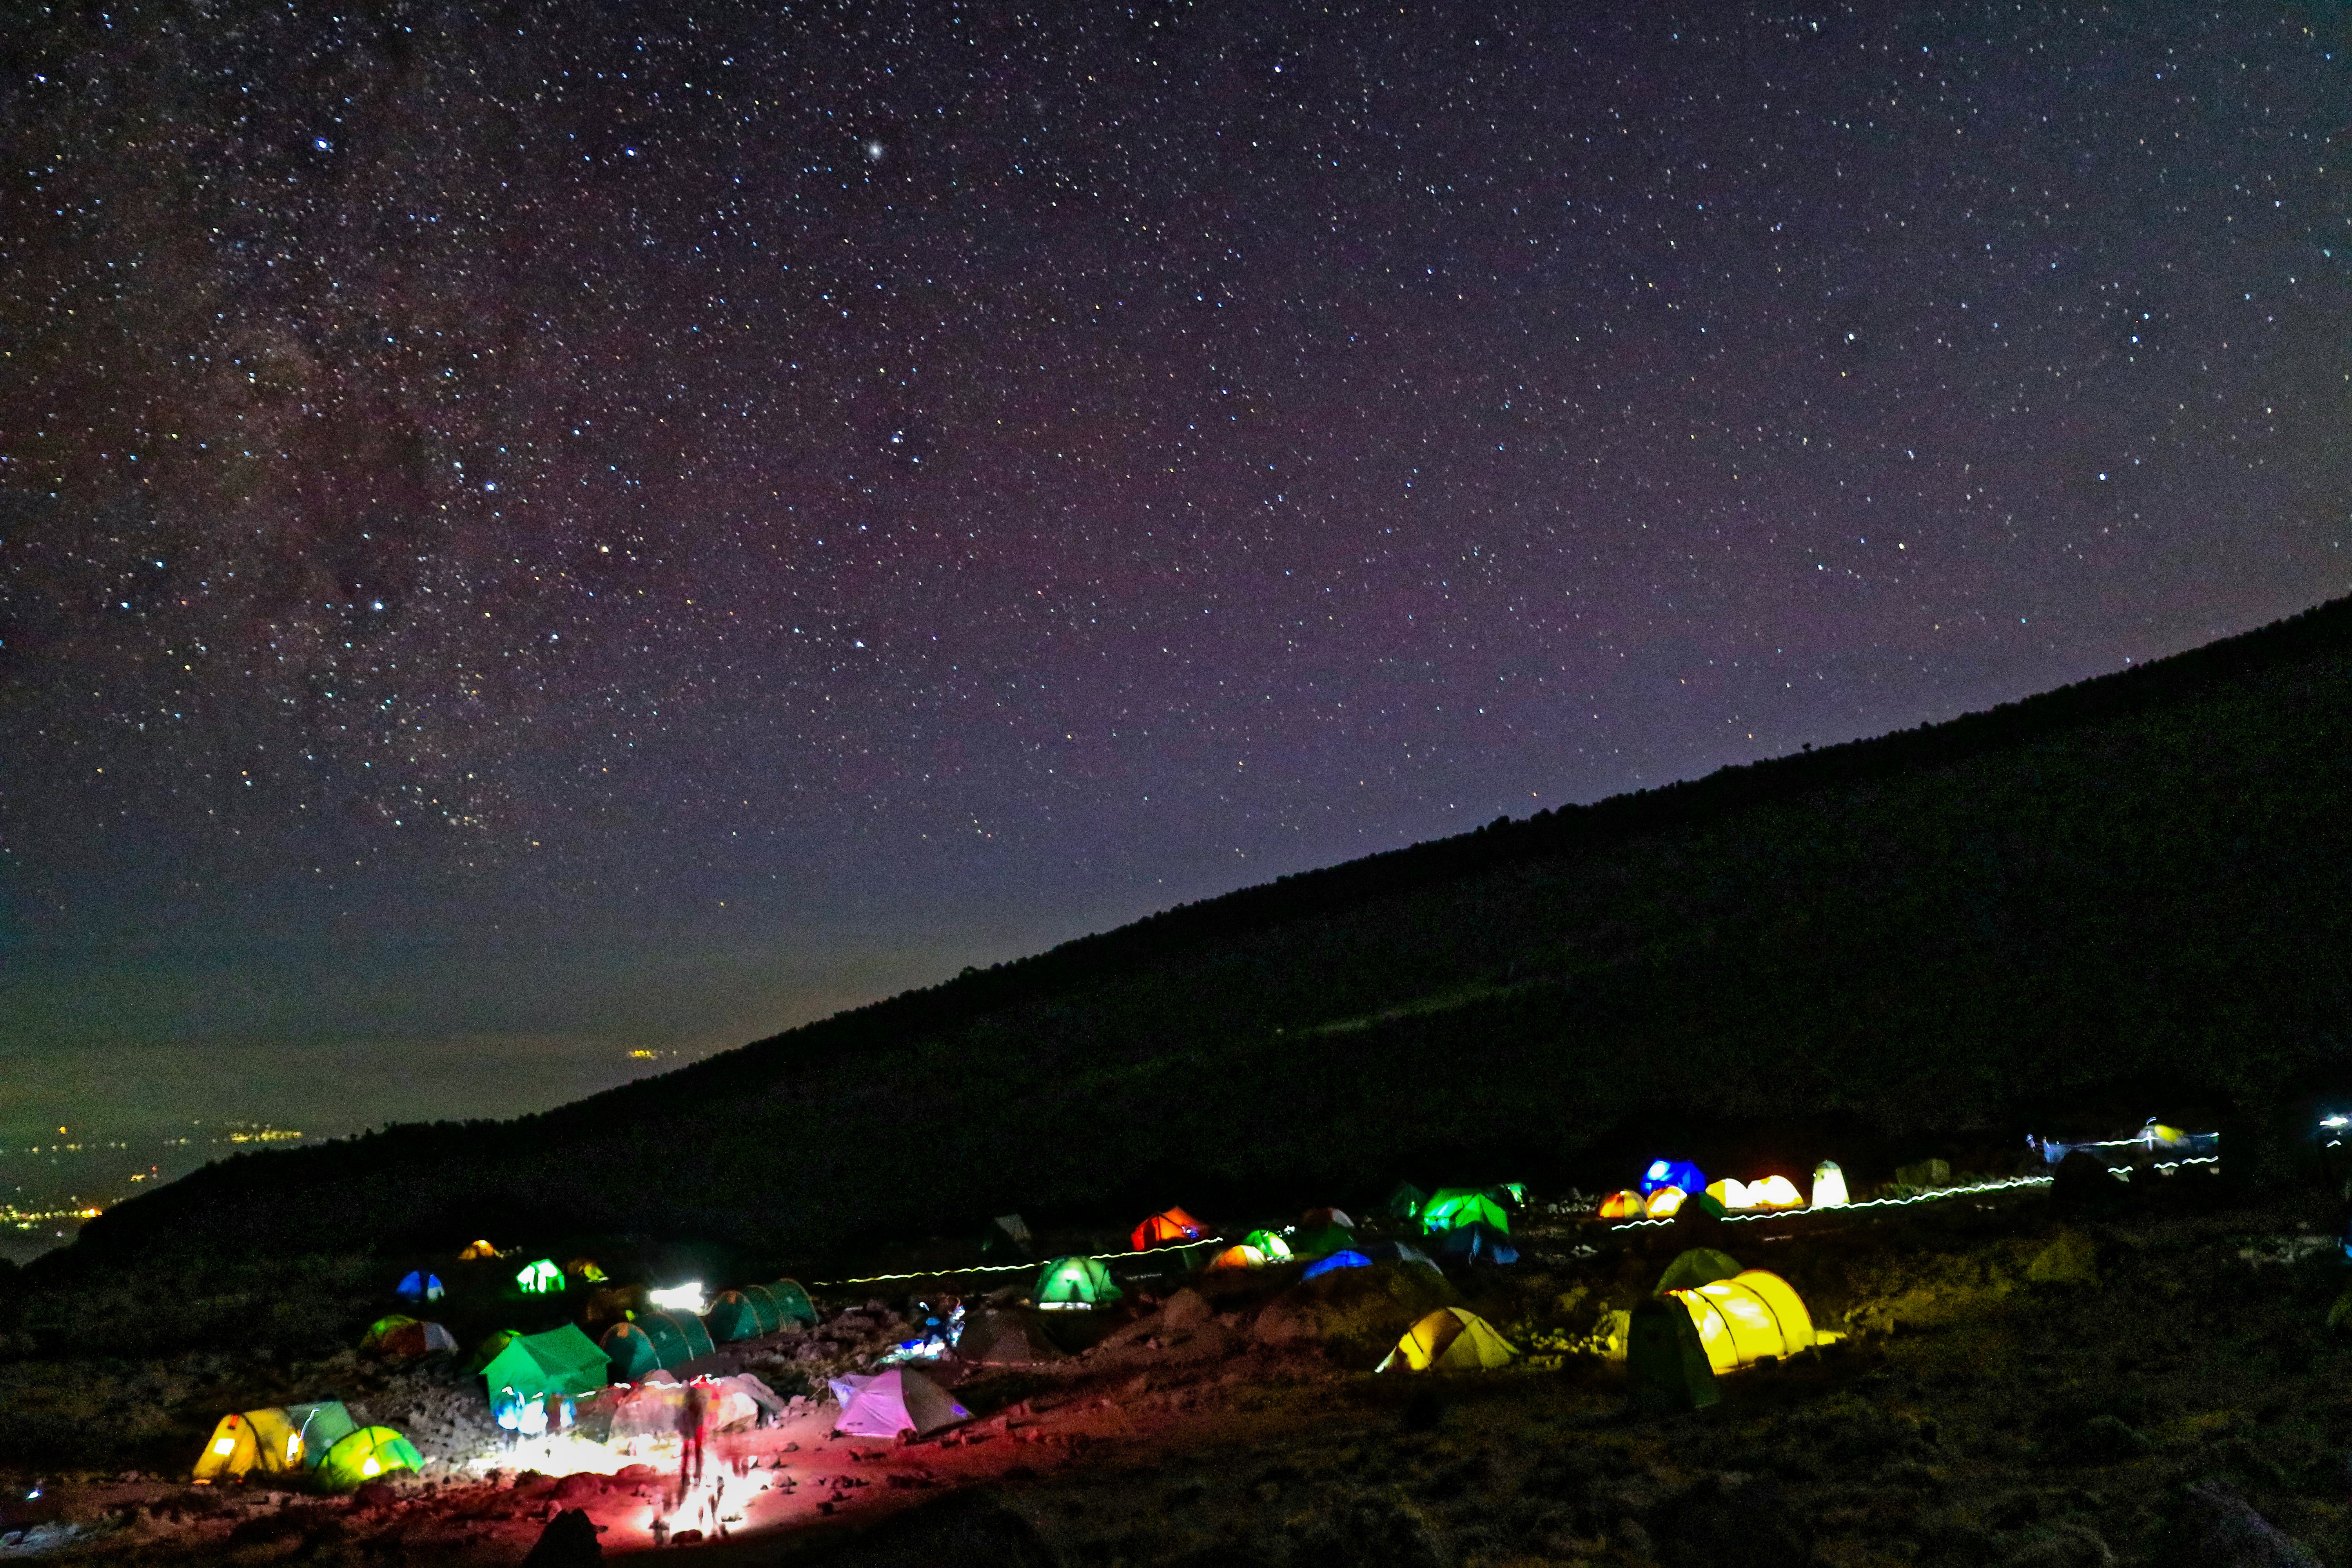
1130;1208;1205;1250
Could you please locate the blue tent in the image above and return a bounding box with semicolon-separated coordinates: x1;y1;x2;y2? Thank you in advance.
1638;1159;1706;1198
1435;1223;1519;1266
1302;1250;1372;1280
395;1270;445;1303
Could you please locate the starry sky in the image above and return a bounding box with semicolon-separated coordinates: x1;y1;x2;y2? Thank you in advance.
3;1;2347;1147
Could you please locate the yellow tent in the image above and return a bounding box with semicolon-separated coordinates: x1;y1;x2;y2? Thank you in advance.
1207;1244;1267;1270
1377;1307;1517;1372
191;1408;303;1483
1666;1269;1828;1372
458;1239;500;1260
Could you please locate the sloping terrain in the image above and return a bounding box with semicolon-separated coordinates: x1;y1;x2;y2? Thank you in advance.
60;597;2352;1270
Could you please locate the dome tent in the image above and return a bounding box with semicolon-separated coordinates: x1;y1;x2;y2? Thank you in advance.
1131;1207;1205;1250
1240;1228;1294;1260
1638;1160;1706;1198
1036;1255;1122;1310
394;1270;443;1303
1291;1220;1356;1258
1377;1307;1517;1372
191;1409;303;1483
956;1308;1063;1366
1655;1248;1744;1293
1420;1189;1509;1234
829;1368;971;1440
1301;1249;1371;1280
1208;1244;1269;1270
316;1427;423;1492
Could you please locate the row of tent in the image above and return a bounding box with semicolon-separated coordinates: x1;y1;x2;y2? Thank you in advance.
394;1254;608;1305
192;1401;423;1490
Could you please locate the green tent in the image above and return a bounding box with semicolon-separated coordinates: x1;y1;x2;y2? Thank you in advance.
466;1328;521;1374
1292;1221;1355;1258
316;1427;424;1492
1036;1255;1122;1310
1656;1248;1744;1294
1420;1189;1510;1234
1241;1228;1294;1261
514;1258;565;1295
599;1310;712;1379
479;1323;610;1403
284;1401;358;1469
1626;1297;1719;1412
704;1290;777;1343
1386;1181;1428;1220
749;1279;818;1328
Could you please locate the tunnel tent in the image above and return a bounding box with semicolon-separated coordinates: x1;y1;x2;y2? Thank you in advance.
1668;1270;1822;1373
481;1323;611;1402
1036;1255;1122;1310
316;1427;424;1492
515;1258;566;1295
1656;1248;1745;1294
1377;1308;1518;1372
619;1308;714;1371
1386;1181;1428;1220
394;1270;444;1303
1292;1220;1356;1258
829;1368;971;1440
1131;1208;1206;1250
283;1401;358;1469
751;1279;819;1328
1301;1250;1372;1281
600;1322;662;1383
704;1290;780;1343
1420;1189;1510;1234
1627;1296;1720;1412
1240;1229;1294;1260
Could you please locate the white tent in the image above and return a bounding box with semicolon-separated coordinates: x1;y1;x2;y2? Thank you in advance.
827;1368;970;1440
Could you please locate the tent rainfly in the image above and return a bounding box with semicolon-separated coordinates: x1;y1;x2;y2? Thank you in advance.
316;1427;424;1492
480;1323;611;1403
1301;1250;1372;1280
599;1309;713;1380
703;1290;777;1343
1434;1223;1518;1266
1377;1308;1518;1372
1130;1208;1205;1250
1036;1255;1122;1310
1598;1190;1646;1219
1240;1228;1294;1260
1420;1189;1510;1234
1386;1181;1428;1220
368;1319;458;1361
1655;1248;1745;1294
829;1368;970;1440
1666;1270;1825;1372
191;1409;302;1483
394;1270;444;1303
1208;1243;1268;1270
514;1258;565;1294
750;1279;819;1328
457;1240;500;1261
1292;1220;1356;1258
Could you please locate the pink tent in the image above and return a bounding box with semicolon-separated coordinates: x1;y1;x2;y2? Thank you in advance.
827;1368;969;1440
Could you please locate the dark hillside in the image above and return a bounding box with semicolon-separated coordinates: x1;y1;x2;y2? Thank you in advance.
65;597;2352;1267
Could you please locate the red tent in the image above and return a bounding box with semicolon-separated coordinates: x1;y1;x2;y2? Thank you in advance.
1130;1207;1205;1250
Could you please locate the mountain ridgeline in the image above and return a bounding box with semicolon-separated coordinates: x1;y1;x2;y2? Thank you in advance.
70;599;2352;1270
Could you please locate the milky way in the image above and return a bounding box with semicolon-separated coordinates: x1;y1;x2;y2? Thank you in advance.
4;2;2347;1137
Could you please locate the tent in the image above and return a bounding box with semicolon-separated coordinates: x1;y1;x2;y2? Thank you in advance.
316;1427;423;1492
1747;1174;1804;1209
1657;1248;1744;1294
191;1408;305;1482
1598;1190;1646;1219
1376;1307;1517;1372
829;1368;970;1440
514;1258;565;1295
1241;1229;1294;1261
481;1323;611;1402
458;1240;500;1260
1386;1181;1428;1220
361;1315;417;1350
566;1258;608;1283
1301;1250;1371;1281
1638;1160;1706;1198
1036;1255;1122;1310
1301;1207;1354;1230
1292;1221;1355;1258
1627;1296;1719;1412
1811;1161;1850;1208
1434;1223;1518;1266
981;1214;1035;1256
1666;1270;1821;1373
1645;1186;1690;1217
284;1401;358;1469
704;1290;779;1343
599;1310;712;1380
1358;1240;1439;1270
750;1279;819;1328
1420;1189;1510;1234
1131;1208;1205;1250
466;1329;520;1374
372;1320;459;1361
1208;1244;1268;1270
394;1270;444;1303
601;1323;662;1381
956;1308;1063;1366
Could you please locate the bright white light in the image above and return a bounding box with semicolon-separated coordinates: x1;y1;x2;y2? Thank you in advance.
649;1282;706;1314
2324;1115;2349;1129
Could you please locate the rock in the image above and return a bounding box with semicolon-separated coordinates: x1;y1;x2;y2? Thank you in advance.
1895;1158;1952;1190
353;1482;398;1510
2178;1479;2323;1567
552;1473;604;1503
522;1507;603;1566
2027;1229;2100;1287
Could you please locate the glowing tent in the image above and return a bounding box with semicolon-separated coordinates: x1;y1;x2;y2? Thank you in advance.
515;1258;565;1294
1420;1189;1510;1234
359;1315;418;1351
1638;1160;1706;1198
368;1319;459;1361
1292;1220;1355;1258
1131;1208;1205;1250
1376;1308;1518;1372
394;1270;444;1303
316;1427;424;1492
1811;1161;1850;1208
479;1323;610;1403
1208;1244;1268;1270
1748;1174;1804;1209
1240;1229;1294;1260
828;1368;971;1440
1665;1270;1821;1372
457;1240;500;1260
1704;1178;1753;1211
191;1409;305;1483
1036;1255;1122;1310
284;1402;358;1470
566;1258;608;1283
1598;1190;1646;1220
1645;1186;1689;1218
1301;1249;1372;1280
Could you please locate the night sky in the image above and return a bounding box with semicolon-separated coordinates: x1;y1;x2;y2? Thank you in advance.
4;2;2347;1147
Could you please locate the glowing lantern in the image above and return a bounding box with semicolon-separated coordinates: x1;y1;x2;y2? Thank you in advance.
1810;1161;1849;1208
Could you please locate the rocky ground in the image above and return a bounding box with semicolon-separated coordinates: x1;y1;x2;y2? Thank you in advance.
6;1172;2350;1566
